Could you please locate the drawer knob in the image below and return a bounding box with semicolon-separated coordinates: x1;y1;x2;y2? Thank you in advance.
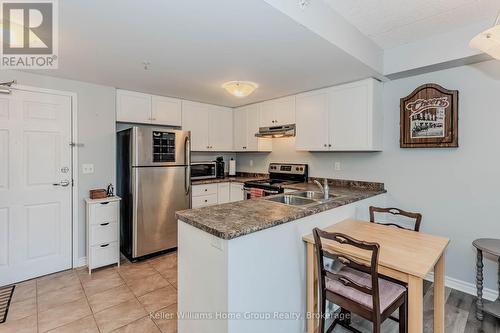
100;202;110;205
100;222;110;226
204;200;208;202
100;244;110;248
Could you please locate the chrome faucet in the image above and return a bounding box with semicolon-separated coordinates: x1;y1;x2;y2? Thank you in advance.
313;178;330;200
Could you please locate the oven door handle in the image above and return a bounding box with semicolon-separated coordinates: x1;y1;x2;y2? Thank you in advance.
243;187;280;195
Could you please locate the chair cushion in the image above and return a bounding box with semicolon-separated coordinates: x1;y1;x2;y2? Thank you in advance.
325;266;406;312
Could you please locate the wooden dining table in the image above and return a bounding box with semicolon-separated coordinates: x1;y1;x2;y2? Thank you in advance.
303;219;449;333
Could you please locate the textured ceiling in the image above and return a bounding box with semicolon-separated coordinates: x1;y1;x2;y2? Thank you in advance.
324;0;500;49
27;0;378;107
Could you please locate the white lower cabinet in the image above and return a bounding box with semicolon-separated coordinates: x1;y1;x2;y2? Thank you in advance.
230;183;244;202
191;182;245;208
218;183;231;204
85;197;121;274
192;194;218;208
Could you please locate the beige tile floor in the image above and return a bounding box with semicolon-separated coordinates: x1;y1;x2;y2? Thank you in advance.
0;252;178;333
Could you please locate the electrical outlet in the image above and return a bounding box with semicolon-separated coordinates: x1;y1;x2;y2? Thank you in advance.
82;164;94;174
334;162;341;171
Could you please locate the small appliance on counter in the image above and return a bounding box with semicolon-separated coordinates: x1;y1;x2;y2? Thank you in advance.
229;158;236;176
191;161;217;180
215;156;225;178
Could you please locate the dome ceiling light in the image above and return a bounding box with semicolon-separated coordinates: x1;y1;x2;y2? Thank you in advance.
470;12;500;60
222;81;258;98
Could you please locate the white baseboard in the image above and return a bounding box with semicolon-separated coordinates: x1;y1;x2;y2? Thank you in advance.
426;272;498;301
76;257;87;268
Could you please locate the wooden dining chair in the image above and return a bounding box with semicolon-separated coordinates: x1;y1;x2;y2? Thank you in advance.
313;228;407;333
369;206;422;232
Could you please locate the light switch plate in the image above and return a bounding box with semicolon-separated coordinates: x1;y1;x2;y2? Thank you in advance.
334;162;341;171
82;164;94;174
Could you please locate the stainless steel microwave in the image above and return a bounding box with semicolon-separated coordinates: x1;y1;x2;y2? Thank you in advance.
191;162;217;180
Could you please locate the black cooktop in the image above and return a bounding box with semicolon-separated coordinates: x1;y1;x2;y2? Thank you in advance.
244;178;299;188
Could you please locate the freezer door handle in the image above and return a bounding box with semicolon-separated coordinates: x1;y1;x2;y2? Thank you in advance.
184;136;191;195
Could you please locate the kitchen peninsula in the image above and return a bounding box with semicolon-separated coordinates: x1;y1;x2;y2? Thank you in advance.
176;179;386;333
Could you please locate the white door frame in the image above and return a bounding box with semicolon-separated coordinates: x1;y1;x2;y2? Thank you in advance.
10;83;79;269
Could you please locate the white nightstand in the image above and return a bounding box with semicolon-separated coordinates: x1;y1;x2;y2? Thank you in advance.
85;196;121;274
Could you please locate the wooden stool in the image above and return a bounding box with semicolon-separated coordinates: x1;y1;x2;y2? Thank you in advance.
473;238;500;321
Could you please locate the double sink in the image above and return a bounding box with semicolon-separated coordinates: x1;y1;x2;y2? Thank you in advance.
264;191;337;208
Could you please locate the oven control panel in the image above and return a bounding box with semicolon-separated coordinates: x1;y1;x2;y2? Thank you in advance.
268;163;307;175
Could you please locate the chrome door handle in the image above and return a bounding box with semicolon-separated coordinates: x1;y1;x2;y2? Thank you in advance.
53;180;70;187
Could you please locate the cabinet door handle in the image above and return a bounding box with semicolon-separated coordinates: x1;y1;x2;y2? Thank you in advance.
100;243;110;248
100;202;110;205
324;144;327;147
204;199;208;202
100;222;110;226
328;144;332;147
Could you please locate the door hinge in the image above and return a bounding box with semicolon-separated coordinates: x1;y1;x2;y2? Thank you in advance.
69;142;84;147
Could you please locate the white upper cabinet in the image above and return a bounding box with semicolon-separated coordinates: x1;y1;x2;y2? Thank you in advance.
116;90;151;124
259;96;295;127
151;95;182;126
116;89;182;127
233;106;248;150
295;89;330;151
295;78;382;151
329;79;382;151
182;101;233;151
209;106;233;151
233;104;272;152
182;101;210;151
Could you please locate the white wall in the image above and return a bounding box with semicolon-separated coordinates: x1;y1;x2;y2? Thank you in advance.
237;59;500;291
0;70;116;261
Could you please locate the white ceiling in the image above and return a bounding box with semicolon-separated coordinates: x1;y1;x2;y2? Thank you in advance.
324;0;500;49
29;0;378;107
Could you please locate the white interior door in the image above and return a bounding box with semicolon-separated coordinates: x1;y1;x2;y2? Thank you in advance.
0;89;73;286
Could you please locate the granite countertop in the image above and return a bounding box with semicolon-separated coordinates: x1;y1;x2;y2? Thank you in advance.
191;175;266;185
176;180;386;240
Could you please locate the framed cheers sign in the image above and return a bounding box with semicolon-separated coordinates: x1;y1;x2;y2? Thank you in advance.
400;84;458;148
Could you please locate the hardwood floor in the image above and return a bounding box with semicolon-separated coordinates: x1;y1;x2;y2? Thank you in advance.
333;281;500;333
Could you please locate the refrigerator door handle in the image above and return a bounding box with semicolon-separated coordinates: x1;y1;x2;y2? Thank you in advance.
184;136;191;195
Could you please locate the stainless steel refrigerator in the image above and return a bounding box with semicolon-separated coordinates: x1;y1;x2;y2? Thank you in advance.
117;126;191;260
